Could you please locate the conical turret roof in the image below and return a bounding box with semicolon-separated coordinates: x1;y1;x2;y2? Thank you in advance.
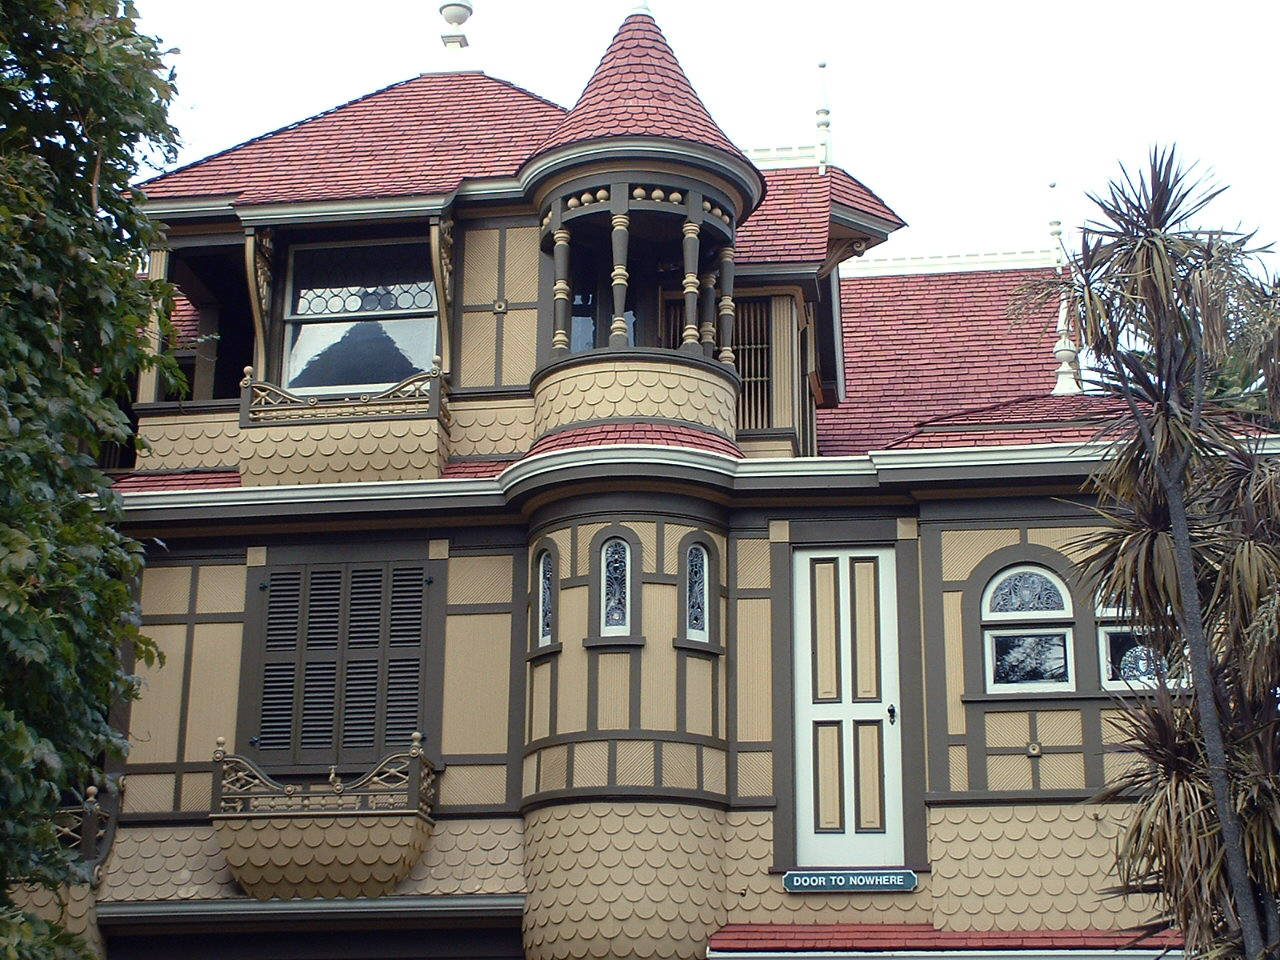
533;13;749;164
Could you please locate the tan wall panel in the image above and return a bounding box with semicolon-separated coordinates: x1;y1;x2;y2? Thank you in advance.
1037;710;1083;746
447;398;537;457
685;655;713;737
529;661;552;742
703;747;726;794
632;522;657;574
736;539;771;589
736;598;772;742
737;752;772;797
128;623;187;764
135;412;239;471
179;774;211;813
499;309;537;386
443;613;511;755
851;560;880;701
140;566;192;617
985;711;1031;749
1027;526;1106;565
523;754;537;797
814;722;844;831
942;591;965;735
987;754;1034;791
573;741;609;788
662;741;698;791
738;437;796;459
183;622;243;760
194;565;246;614
811;559;840;702
597;652;631;730
439;764;507;806
940;528;1020;582
1104;751;1143;783
1039;753;1086;790
640;584;677;731
855;722;884;831
662;524;696;575
538;744;568;792
948;744;969;791
1100;708;1129;744
120;773;175;814
462;228;500;303
457;311;498;388
503;226;540;302
616;740;655;787
556;588;589;734
446;555;514;605
930;803;1157;930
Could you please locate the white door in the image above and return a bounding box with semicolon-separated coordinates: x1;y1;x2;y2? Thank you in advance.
793;547;903;866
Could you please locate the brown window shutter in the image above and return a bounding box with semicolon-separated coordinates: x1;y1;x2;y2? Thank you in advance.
384;659;421;750
389;566;425;645
347;568;384;647
305;569;342;650
341;659;379;750
300;661;337;750
265;570;302;651
258;662;296;751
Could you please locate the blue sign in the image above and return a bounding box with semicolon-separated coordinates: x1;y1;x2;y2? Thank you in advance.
783;869;918;893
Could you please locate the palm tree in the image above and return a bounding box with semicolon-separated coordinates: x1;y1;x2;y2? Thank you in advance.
1059;149;1280;960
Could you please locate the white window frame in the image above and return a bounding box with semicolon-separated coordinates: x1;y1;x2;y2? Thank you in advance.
984;626;1076;694
600;538;631;636
1097;622;1187;692
282;236;439;396
982;565;1075;694
536;550;554;648
685;543;709;644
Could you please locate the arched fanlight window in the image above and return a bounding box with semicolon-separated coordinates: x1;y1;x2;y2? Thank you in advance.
981;565;1075;692
536;550;554;647
686;544;708;643
601;538;631;635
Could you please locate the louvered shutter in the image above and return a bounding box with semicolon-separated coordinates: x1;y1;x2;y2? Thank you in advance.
254;559;428;767
735;297;773;430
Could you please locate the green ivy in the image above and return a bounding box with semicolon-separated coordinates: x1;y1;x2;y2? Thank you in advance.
0;2;177;954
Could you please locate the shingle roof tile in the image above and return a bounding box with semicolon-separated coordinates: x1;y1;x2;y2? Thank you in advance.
527;422;743;459
709;923;1183;953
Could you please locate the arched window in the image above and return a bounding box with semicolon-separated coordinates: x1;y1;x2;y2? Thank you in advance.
601;538;631;635
981;565;1075;693
535;550;555;647
685;544;708;643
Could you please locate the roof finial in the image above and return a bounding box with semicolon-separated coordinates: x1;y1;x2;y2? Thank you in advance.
816;62;831;175
440;1;473;49
1048;211;1082;395
630;0;652;14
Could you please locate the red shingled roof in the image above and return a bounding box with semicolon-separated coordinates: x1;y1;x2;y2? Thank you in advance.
142;73;565;206
441;459;514;478
114;470;242;492
532;13;749;165
710;923;1183;953
169;292;199;348
817;268;1075;455
737;166;904;265
885;393;1122;449
527;422;743;459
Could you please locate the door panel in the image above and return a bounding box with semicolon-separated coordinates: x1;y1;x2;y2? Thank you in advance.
794;548;903;865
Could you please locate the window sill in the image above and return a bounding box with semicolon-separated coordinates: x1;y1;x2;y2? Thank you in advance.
584;635;646;650
673;637;724;656
526;642;562;663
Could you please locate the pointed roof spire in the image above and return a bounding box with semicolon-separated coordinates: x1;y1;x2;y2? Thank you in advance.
533;12;749;164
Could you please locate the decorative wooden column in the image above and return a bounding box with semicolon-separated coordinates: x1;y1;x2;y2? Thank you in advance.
699;272;717;358
134;248;169;403
716;246;736;367
551;228;571;354
679;221;702;355
609;214;631;348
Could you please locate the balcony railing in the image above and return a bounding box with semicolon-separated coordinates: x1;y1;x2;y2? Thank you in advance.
239;363;445;428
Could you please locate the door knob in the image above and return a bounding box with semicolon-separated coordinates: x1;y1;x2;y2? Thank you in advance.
887;704;896;725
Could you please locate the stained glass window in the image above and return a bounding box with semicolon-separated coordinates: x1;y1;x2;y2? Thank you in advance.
537;552;554;646
987;570;1066;614
602;538;630;634
686;545;708;642
991;632;1070;684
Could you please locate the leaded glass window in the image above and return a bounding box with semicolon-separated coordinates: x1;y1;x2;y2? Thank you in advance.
686;545;708;642
537;551;554;647
601;538;630;635
982;565;1075;692
284;240;438;393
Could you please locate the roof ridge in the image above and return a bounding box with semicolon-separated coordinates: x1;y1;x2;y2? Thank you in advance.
142;72;566;189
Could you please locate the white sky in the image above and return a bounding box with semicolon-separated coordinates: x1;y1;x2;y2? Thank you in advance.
137;0;1279;271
